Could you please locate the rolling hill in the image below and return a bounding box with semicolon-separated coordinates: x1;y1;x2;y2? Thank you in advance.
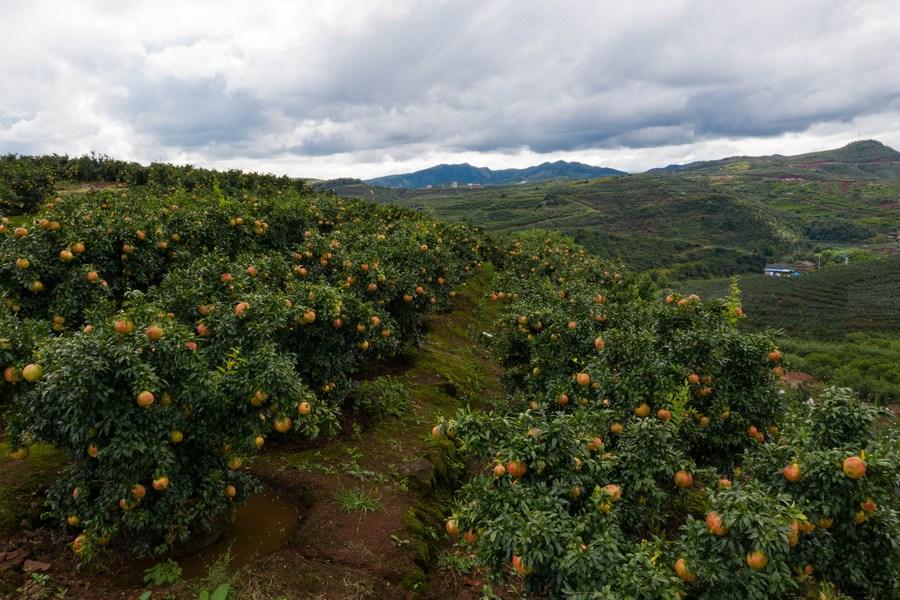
323;140;900;281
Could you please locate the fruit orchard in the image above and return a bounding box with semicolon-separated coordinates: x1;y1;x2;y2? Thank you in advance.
1;162;897;599
1;177;485;562
435;232;899;599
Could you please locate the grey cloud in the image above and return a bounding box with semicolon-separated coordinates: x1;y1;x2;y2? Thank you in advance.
263;1;898;157
685;84;900;138
107;76;265;148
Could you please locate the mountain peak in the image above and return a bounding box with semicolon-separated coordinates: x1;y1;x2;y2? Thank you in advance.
840;139;900;161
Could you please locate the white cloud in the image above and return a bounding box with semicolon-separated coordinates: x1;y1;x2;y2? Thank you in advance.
144;40;242;82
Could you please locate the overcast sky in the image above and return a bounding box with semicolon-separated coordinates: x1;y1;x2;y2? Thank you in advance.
2;0;899;180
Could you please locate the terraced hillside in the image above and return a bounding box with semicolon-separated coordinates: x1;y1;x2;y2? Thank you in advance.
682;254;900;340
666;140;900;231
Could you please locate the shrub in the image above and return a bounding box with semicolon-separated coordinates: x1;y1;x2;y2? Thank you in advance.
0;155;56;215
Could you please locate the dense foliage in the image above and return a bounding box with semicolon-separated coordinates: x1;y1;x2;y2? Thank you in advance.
0;154;57;215
1;179;485;561
436;233;899;599
0;153;310;215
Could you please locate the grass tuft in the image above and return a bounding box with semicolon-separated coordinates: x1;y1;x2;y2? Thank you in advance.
333;489;382;514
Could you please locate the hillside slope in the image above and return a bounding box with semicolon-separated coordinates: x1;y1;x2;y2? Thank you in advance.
329;141;900;280
683;254;900;340
664;139;900;226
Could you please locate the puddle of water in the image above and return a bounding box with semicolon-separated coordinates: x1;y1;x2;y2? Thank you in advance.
178;493;300;579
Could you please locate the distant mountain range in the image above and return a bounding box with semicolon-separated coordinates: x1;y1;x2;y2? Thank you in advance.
358;140;900;188
364;160;626;188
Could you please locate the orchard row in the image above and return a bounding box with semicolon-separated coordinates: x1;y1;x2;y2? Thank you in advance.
1;185;487;560
434;231;898;599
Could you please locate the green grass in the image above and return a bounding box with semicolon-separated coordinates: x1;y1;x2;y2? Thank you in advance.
351;376;411;418
333;488;383;514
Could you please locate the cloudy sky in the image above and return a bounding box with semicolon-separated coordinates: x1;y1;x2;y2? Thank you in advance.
2;0;899;180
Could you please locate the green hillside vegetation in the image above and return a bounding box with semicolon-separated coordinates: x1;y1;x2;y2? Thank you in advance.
323;140;900;283
669;140;900;233
679;254;900;403
325;175;783;278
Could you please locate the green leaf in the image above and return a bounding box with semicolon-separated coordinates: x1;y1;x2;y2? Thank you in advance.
210;583;230;600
